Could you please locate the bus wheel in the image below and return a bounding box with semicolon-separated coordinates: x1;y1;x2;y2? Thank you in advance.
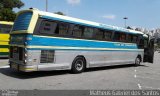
135;57;141;66
71;57;86;74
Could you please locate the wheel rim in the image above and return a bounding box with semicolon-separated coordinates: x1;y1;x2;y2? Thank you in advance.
75;60;84;71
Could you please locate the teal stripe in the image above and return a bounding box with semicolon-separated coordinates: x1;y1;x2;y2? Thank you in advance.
27;35;138;49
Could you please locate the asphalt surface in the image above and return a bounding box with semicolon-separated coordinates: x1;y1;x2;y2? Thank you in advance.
0;52;159;90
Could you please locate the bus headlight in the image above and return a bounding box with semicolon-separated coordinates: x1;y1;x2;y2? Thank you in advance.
24;60;27;64
25;53;27;57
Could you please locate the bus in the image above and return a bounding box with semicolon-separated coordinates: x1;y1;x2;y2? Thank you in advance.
0;21;13;58
9;9;154;73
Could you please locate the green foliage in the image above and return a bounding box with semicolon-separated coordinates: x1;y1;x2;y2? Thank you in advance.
0;0;24;21
0;8;16;21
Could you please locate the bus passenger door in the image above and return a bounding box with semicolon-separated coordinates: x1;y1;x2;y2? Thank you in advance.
143;38;154;63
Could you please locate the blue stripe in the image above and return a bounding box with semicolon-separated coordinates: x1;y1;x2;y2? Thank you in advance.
41;16;139;35
10;34;138;49
25;35;138;49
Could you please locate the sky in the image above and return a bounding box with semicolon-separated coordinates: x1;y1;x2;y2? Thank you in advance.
14;0;160;29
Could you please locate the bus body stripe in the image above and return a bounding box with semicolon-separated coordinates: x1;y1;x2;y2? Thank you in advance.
27;46;143;51
27;35;138;49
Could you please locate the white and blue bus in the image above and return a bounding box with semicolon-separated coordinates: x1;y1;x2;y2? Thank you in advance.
9;9;154;73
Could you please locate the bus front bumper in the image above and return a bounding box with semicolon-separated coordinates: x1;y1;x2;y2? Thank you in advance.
10;63;37;72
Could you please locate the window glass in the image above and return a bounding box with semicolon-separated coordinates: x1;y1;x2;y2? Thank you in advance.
114;32;121;41
39;20;58;35
127;34;132;42
95;29;104;40
132;35;138;43
104;30;112;41
72;25;84;38
68;24;74;36
120;33;126;42
0;24;12;33
83;27;94;39
127;34;139;43
59;22;69;36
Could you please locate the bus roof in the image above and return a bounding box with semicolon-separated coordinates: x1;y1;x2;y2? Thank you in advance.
19;9;145;35
0;21;14;25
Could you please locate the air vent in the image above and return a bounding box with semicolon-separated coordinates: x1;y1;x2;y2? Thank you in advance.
40;50;55;63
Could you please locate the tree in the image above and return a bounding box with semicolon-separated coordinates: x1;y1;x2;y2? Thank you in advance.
54;11;65;16
0;0;24;21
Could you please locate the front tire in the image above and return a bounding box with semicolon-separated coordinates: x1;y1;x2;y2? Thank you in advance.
71;57;86;74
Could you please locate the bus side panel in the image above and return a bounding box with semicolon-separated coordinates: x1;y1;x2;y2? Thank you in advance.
83;50;143;67
27;50;75;71
27;50;144;71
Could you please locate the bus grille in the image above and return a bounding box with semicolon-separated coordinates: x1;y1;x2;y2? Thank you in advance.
40;50;55;63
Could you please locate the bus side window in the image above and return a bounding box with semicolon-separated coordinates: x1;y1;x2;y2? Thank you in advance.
59;22;69;36
83;27;94;39
132;35;138;43
68;24;75;36
0;24;12;33
127;34;132;43
72;25;84;38
114;32;120;42
95;29;104;40
104;30;112;41
120;33;126;42
39;20;58;35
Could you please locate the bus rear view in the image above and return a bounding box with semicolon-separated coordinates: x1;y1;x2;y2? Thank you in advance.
9;10;37;72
